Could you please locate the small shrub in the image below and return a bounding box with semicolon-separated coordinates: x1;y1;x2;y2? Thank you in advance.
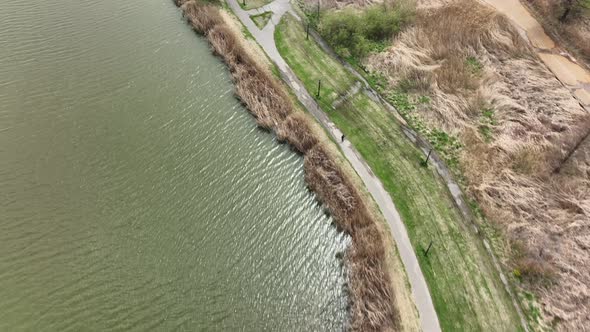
319;9;369;58
557;0;590;22
398;78;416;93
398;68;431;93
319;2;414;60
363;6;403;41
435;57;479;92
515;257;557;285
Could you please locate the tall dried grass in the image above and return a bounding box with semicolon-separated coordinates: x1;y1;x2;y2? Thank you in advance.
305;144;395;331
524;0;590;68
276;113;320;153
176;1;399;330
367;0;590;329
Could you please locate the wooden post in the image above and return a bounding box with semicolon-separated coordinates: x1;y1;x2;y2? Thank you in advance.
317;0;320;20
316;80;321;98
420;149;432;167
424;240;433;257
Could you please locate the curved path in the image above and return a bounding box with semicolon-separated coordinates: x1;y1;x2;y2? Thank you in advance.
226;0;441;331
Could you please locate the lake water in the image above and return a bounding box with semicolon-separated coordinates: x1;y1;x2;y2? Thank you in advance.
0;0;348;330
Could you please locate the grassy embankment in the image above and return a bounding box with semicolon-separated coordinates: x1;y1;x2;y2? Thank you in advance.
275;13;523;331
250;11;272;29
173;0;425;331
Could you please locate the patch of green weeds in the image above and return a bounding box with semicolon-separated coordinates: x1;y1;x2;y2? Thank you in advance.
367;71;388;90
466;56;484;74
250;11;273;29
426;128;463;168
388;90;415;114
522;291;543;325
418;95;431;104
482;108;495;122
468;198;484;219
479;107;496;143
369;40;389;53
479;125;493;142
385;89;462;168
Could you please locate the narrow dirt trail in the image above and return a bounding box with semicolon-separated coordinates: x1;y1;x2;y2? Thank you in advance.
482;0;590;107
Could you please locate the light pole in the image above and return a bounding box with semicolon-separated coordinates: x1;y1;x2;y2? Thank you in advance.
316;0;320;20
316;80;321;98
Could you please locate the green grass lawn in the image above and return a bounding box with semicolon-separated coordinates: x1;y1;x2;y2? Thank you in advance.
239;0;272;10
276;18;356;107
250;11;273;29
275;13;523;332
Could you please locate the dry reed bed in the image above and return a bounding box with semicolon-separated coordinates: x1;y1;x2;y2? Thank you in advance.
174;1;398;330
367;1;590;329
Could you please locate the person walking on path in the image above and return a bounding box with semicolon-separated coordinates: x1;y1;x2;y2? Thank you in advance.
341;134;345;143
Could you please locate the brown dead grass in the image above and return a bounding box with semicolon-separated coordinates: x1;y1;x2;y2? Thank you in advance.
524;0;590;68
276;113;320;153
304;144;396;331
175;1;399;330
367;0;590;329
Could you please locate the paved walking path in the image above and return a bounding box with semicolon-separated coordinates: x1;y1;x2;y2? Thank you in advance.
482;0;590;108
226;0;441;331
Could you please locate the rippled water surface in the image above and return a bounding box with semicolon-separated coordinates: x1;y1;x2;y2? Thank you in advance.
0;0;349;330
